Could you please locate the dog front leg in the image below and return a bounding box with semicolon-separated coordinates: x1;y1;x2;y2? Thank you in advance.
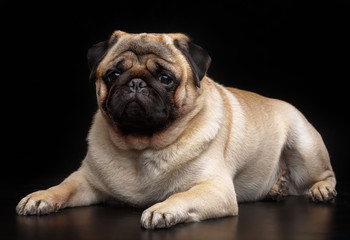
141;179;238;229
16;168;104;215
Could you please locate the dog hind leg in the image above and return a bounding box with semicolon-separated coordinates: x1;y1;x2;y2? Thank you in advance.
266;175;289;201
282;106;337;202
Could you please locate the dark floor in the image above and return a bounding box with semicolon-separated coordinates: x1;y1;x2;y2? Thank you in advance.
2;177;350;240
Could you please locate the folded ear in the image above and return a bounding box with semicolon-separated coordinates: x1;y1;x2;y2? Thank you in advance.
87;40;109;82
87;32;122;82
174;39;211;88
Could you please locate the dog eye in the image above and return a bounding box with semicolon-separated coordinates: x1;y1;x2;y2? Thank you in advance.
107;71;121;82
159;75;173;85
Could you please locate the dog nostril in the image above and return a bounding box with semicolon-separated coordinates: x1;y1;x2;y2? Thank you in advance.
139;81;147;88
128;79;147;92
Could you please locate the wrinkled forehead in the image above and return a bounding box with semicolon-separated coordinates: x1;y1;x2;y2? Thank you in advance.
107;33;176;62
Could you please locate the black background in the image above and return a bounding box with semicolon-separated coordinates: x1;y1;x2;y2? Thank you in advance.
2;0;349;185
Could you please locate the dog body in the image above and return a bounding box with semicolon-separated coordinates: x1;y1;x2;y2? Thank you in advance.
16;31;336;229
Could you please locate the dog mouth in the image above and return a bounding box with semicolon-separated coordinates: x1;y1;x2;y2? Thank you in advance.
123;100;147;122
104;89;172;135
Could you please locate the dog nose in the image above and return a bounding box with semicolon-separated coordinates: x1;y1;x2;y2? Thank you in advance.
128;79;147;93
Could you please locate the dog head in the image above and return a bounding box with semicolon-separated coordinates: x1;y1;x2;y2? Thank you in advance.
87;31;211;137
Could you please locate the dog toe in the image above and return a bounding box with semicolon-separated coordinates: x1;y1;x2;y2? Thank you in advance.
308;181;337;202
141;203;183;229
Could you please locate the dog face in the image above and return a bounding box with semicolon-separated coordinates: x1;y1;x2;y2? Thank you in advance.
87;31;211;136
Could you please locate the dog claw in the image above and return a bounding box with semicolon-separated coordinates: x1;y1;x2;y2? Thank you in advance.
308;181;337;202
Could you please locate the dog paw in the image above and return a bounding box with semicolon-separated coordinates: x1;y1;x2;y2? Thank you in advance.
266;178;289;201
140;202;186;229
16;190;61;216
308;181;337;202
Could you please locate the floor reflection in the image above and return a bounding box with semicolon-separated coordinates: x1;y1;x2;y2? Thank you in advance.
16;197;335;240
140;217;238;240
16;205;142;240
236;197;335;240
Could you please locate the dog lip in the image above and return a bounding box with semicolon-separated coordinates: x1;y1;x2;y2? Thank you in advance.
123;99;146;118
106;91;149;119
125;100;142;109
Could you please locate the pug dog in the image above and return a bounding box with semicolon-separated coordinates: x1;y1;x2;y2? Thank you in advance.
16;31;337;229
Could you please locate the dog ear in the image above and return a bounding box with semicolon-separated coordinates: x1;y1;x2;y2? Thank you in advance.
87;40;109;82
174;39;211;88
87;32;121;82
